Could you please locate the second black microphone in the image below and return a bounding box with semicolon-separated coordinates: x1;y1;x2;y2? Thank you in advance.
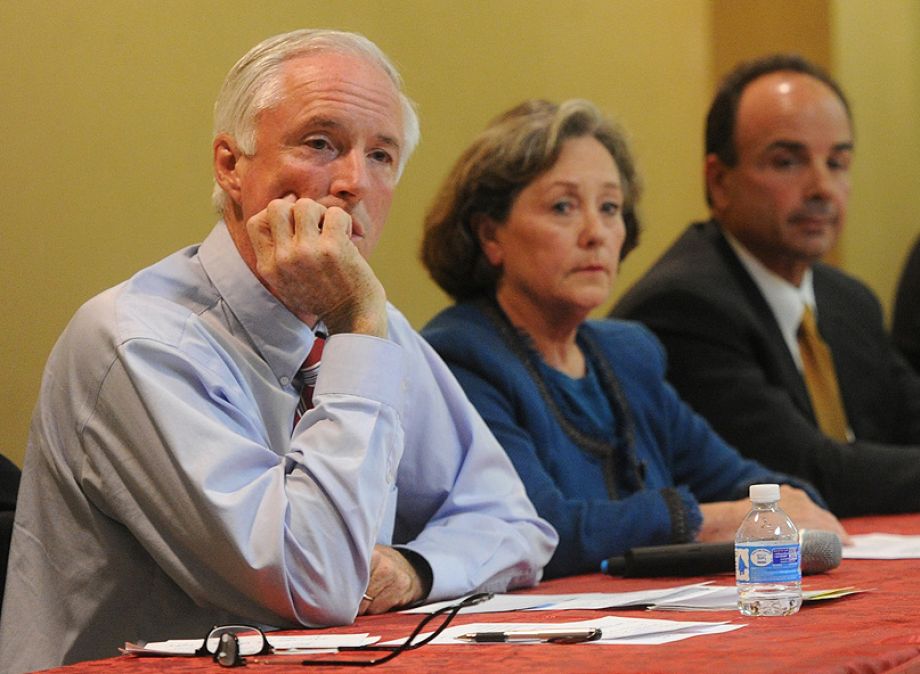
600;530;841;577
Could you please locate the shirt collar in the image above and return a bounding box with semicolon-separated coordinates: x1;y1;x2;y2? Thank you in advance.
198;221;318;382
724;232;815;369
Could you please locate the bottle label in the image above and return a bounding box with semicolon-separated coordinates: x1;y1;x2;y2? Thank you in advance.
735;542;801;584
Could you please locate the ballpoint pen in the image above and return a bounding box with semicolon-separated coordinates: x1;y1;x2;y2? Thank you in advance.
456;628;602;643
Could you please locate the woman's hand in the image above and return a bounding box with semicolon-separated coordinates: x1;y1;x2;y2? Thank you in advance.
698;485;851;544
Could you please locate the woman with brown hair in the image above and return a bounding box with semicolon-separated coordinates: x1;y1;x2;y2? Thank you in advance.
421;99;845;578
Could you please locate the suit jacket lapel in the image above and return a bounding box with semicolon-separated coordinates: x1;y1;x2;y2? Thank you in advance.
707;222;815;417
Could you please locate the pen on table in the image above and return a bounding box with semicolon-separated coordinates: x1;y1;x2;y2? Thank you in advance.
456;628;602;643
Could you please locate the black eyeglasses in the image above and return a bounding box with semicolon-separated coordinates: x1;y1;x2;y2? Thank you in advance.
298;592;494;667
200;592;494;668
194;624;273;667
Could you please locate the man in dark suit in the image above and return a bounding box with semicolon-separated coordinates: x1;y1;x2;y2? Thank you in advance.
0;454;19;614
893;237;920;373
613;54;920;517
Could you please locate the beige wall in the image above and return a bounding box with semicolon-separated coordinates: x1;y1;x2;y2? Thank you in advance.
2;0;917;468
834;1;920;314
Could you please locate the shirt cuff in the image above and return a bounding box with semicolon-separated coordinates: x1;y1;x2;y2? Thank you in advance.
394;547;434;603
314;334;407;413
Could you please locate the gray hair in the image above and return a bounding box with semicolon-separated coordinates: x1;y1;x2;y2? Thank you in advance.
210;29;421;212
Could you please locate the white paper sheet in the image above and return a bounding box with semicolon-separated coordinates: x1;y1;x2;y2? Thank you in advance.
122;633;378;657
586;622;743;644
404;584;714;615
842;533;920;559
651;585;864;611
406;582;864;617
535;584;716;611
403;593;572;614
382;615;743;646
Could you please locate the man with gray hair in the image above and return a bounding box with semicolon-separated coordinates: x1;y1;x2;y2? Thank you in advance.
0;29;556;671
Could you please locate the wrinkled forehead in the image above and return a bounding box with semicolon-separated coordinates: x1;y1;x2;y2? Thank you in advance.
274;52;403;127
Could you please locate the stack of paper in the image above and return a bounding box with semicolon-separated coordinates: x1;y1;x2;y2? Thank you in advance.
121;633;378;657
649;586;863;611
406;582;864;615
383;615;744;646
404;584;717;614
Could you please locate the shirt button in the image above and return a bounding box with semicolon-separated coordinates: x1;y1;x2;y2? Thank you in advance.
280;376;290;386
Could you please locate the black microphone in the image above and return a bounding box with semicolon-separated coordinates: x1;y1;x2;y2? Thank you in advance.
600;529;842;577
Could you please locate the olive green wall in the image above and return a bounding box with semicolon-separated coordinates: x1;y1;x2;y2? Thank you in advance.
2;1;917;467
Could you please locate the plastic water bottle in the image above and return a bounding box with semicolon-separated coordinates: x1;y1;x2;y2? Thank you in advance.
734;483;802;616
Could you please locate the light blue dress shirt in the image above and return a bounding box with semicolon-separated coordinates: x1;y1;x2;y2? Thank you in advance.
0;223;556;672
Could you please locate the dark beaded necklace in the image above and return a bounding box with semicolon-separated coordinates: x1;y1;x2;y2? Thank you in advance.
479;298;646;498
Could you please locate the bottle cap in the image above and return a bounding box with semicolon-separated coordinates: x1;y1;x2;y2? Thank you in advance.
749;483;780;502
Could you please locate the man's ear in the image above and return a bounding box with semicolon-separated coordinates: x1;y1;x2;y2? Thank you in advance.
705;153;732;214
213;134;244;207
474;214;503;267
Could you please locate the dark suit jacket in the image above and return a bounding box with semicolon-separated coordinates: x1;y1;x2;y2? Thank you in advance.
893;236;920;373
0;454;20;614
612;220;920;516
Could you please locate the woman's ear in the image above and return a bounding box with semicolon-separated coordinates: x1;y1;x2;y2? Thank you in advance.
474;214;504;267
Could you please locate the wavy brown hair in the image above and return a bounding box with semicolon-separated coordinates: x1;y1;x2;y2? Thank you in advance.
421;99;641;302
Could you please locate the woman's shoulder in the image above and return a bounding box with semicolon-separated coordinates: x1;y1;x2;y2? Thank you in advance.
423;302;495;343
422;301;513;364
584;317;663;349
582;318;667;375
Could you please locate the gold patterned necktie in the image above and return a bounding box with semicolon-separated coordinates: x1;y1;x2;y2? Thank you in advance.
797;305;850;442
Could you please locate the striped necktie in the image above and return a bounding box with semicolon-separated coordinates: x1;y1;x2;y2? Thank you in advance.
797;305;850;442
293;333;326;428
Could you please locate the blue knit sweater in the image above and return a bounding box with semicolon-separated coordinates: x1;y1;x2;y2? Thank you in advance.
423;301;818;578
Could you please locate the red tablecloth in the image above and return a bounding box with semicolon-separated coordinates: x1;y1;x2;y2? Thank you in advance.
33;514;920;674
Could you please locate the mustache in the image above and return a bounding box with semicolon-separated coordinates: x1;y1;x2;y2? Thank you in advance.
790;200;838;222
